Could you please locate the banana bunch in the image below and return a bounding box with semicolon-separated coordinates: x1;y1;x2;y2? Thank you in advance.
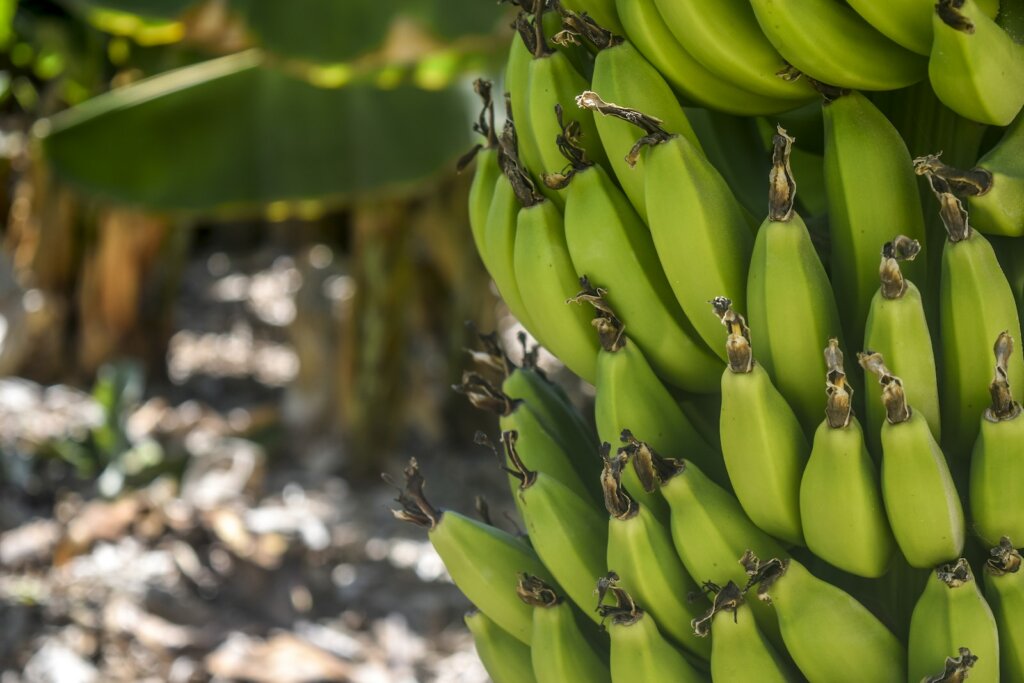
398;0;1024;679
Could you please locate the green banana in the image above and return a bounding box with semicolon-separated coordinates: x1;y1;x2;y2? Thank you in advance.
596;574;706;683
983;538;1024;682
859;352;966;569
506;13;542;188
746;126;846;436
513;195;599;383
713;298;809;546
650;0;817;100
614;0;806;115
799;339;895;578
823;90;929;349
578;18;701;221
602;448;710;659
748;0;926;90
559;0;623;35
457;372;600;506
517;574;611;683
552;124;723;392
744;553;906;682
463;79;501;260
970;332;1024;546
908;558;1000;683
914;113;1024;237
863;236;941;457
845;0;1000;55
503;431;608;623
930;0;1024;126
575;288;726;500
480;123;539;333
577;91;754;363
915;163;1024;459
390;459;557;644
465;609;539;683
629;437;786;647
691;581;800;683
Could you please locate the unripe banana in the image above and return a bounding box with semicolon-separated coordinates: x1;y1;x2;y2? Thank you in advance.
908;558;1000;683
799;339;895;578
614;0;805;115
748;0;926;90
914;164;1024;460
845;0;1000;54
713;298;808;546
601;449;710;659
863;236;941;456
930;0;1024;126
575;288;726;501
464;80;501;260
651;0;817;101
596;574;706;683
823;90;929;349
859;352;966;569
390;459;557;644
970;332;1024;546
578;91;754;363
506;13;541;187
458;372;600;507
747;127;846;436
552;125;723;392
629;436;786;647
691;581;800;682
517;574;611;683
503;431;608;623
983;538;1024;681
465;609;539;683
480;122;539;333
744;552;906;682
513;195;599;383
578;17;700;221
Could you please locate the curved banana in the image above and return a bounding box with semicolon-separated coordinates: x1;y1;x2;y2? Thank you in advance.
845;0;1000;55
517;574;611;683
859;352;966;569
714;298;809;546
582;22;700;221
602;449;710;659
614;0;807;115
596;574;706;683
465;609;539;683
513;195;599;383
744;553;906;682
799;340;895;578
749;0;926;90
503;431;608;623
746;127;846;435
390;459;557;644
691;581;800;682
550;126;722;392
576;288;725;502
983;538;1024;681
465;80;501;259
578;91;754;363
930;0;1024;126
650;0;816;100
915;164;1024;460
629;436;787;648
908;558;1000;683
970;332;1024;546
823;90;929;349
863;236;941;456
480;124;539;333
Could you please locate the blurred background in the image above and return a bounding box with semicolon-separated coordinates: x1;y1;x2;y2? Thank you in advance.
0;1;576;680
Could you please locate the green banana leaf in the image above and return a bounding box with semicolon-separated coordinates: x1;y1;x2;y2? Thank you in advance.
36;50;474;213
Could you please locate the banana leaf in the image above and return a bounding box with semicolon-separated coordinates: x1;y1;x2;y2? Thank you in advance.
36;50;474;213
